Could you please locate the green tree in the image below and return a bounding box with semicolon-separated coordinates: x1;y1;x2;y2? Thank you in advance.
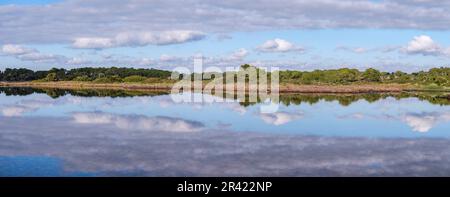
44;73;58;81
362;68;381;82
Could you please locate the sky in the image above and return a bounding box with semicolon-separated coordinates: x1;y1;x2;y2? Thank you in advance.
1;0;450;72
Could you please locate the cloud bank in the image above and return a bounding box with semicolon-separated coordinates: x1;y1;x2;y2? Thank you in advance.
72;31;206;49
2;0;450;44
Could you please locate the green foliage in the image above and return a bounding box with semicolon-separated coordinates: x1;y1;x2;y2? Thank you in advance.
43;73;59;82
1;65;450;87
73;76;92;82
143;77;163;83
279;67;450;86
123;75;147;83
362;68;381;82
240;64;251;69
0;67;171;82
0;68;41;81
93;75;123;83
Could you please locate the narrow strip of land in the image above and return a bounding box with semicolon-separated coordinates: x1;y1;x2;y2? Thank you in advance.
1;81;444;93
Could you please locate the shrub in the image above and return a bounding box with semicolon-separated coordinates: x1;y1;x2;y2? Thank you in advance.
123;75;147;83
73;76;91;82
93;75;123;83
42;73;58;82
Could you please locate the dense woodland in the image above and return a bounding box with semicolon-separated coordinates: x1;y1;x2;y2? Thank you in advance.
0;67;172;83
1;66;450;86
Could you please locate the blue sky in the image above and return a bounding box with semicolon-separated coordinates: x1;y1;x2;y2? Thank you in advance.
0;0;59;5
1;0;450;72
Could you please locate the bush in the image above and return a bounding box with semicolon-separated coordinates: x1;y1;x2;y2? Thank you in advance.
93;75;123;83
143;77;163;83
362;68;381;82
41;73;58;82
123;75;147;83
73;76;92;82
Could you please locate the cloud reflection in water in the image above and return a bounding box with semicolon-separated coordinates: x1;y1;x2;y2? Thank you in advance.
2;116;450;176
72;112;204;132
403;112;450;133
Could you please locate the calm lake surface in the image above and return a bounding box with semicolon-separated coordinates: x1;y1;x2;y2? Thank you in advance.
1;87;450;176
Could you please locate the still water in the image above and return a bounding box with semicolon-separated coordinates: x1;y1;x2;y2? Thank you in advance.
1;87;450;176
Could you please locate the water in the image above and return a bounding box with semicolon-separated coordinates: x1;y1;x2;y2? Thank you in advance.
1;87;450;176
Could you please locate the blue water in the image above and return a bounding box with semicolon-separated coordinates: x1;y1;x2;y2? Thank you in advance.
1;88;450;176
1;90;449;137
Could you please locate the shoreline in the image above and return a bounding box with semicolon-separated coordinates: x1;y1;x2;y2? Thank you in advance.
0;81;448;94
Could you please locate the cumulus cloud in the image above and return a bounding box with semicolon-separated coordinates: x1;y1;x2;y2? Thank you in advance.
0;98;56;117
72;31;206;49
260;111;304;125
1;44;67;63
402;112;450;133
72;112;204;132
72;37;114;49
403;35;446;56
256;38;304;53
1;44;36;55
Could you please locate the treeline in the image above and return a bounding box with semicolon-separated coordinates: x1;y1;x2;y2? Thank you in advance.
1;66;450;86
0;67;172;83
279;67;450;86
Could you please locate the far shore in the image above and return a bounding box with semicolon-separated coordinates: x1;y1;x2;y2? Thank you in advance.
1;81;449;94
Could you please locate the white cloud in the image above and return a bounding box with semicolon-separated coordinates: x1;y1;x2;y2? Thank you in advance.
404;35;444;56
402;112;450;133
337;113;365;119
260;111;304;125
1;44;67;63
228;48;249;60
73;112;204;132
3;0;450;45
0;98;55;117
256;38;304;53
72;37;114;49
67;57;92;65
160;54;181;62
336;46;369;54
72;31;206;49
1;44;36;55
137;58;153;66
1;106;29;117
19;52;62;62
